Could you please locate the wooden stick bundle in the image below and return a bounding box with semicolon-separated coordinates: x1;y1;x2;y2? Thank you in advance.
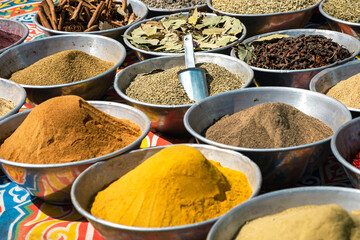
37;0;140;32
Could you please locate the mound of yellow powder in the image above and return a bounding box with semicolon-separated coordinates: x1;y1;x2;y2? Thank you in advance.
91;145;252;227
236;204;360;240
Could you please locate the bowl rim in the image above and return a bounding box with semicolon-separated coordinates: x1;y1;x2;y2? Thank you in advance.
147;3;207;12
309;60;360;113
0;78;26;122
0;18;29;54
2;34;126;89
331;117;360;176
0;100;151;168
123;12;247;56
207;186;360;239
70;143;262;232
184;86;352;152
319;1;360;27
114;52;254;108
33;0;149;35
206;0;321;17
230;28;360;73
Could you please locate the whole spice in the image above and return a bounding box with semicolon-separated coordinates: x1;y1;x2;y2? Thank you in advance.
91;145;252;227
124;9;243;53
141;0;205;9
205;102;333;148
0;98;16;117
0;30;21;50
125;63;245;105
322;0;360;23
351;151;360;169
236;204;360;240
0;95;142;164
38;0;140;32
235;34;351;70
211;0;317;14
9;50;114;86
326;73;360;109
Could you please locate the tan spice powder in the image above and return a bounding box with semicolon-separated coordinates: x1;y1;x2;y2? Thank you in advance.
326;73;360;109
0;95;142;164
10;50;114;86
0;97;15;117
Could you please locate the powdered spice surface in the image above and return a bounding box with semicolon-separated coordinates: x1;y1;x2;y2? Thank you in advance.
205;102;333;148
0;95;142;164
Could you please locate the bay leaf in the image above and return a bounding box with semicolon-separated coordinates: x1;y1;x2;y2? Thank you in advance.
199;41;218;49
116;5;126;16
131;27;146;37
202;16;222;26
255;34;291;42
188;8;198;25
215;36;231;47
144;26;157;36
99;21;114;30
132;37;159;46
227;19;243;35
202;28;224;35
236;43;254;63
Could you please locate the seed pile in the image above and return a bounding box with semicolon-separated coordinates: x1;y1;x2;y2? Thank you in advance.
10;50;114;86
326;73;360;109
322;0;360;23
125;63;245;105
0;98;16;117
211;0;317;14
235;35;351;70
141;0;205;9
205;102;333;149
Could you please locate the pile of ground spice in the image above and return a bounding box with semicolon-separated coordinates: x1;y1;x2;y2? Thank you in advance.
205;102;333;149
0;29;21;50
236;204;360;240
9;50;114;86
125;63;245;105
91;145;252;227
141;0;205;9
326;73;360;109
0;95;142;164
0;98;16;117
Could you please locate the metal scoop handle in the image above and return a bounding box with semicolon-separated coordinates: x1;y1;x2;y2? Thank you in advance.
184;34;196;69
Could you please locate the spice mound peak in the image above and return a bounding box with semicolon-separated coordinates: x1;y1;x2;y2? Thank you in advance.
0;95;142;164
10;50;114;86
91;145;252;227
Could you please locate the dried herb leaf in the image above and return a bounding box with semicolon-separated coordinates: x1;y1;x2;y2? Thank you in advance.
236;43;254;63
255;34;291;42
188;8;198;25
99;21;113;31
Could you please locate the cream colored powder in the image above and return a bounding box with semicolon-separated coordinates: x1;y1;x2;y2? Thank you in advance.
0;97;15;117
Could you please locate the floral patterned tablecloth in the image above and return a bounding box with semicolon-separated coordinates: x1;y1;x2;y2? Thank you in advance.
0;1;354;239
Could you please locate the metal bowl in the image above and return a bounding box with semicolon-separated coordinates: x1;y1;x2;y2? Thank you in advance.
207;186;360;240
71;144;262;240
0;34;126;105
114;53;254;134
309;60;360;118
0;78;26;122
184;87;352;190
146;3;208;18
331;117;360;189
207;0;321;37
34;0;148;43
0;18;29;54
0;101;151;204
319;1;360;39
230;29;360;89
123;12;247;60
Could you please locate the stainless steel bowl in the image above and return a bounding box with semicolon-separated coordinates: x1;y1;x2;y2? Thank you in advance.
0;18;29;54
0;34;126;105
114;53;254;134
146;3;208;18
331;117;360;188
309;60;360;118
184;87;352;190
207;0;321;37
123;12;247;60
319;1;360;39
207;186;360;240
71;144;262;240
0;78;26;122
230;29;360;89
0;101;151;204
34;0;148;43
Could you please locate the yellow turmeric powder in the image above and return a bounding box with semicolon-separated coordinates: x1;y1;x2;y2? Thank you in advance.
91;145;252;227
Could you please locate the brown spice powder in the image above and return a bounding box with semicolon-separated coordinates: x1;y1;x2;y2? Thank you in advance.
0;95;142;164
205;102;333;149
10;50;114;86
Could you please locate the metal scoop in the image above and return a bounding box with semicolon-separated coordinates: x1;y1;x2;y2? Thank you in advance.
177;34;208;102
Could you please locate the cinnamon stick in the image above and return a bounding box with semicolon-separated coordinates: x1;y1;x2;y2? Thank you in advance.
84;24;98;32
41;1;58;30
122;0;127;12
70;1;83;21
58;10;65;30
38;5;52;29
87;1;105;28
45;0;58;25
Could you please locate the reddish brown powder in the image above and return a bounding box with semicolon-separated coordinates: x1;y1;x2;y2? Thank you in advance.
0;29;21;50
0;95;142;164
205;102;333;149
